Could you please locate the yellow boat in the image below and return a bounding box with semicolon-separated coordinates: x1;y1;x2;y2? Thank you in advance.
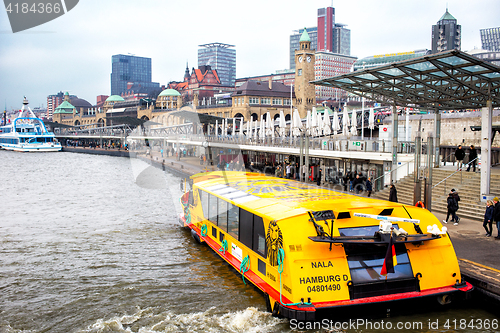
179;171;473;321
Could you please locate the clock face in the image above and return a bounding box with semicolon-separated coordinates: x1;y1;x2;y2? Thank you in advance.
306;56;311;63
298;56;303;63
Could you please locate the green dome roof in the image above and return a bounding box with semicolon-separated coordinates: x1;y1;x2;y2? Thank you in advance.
54;100;75;114
299;28;311;42
158;89;181;97
106;95;125;102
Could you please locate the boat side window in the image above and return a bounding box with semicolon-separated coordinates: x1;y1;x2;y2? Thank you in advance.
239;209;253;249
208;194;218;225
218;199;228;232
238;209;267;258
253;215;267;257
227;203;239;239
200;190;209;219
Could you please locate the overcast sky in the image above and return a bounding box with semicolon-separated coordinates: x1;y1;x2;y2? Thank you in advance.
0;0;498;110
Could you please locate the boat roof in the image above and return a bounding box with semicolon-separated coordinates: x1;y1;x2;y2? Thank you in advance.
192;172;400;221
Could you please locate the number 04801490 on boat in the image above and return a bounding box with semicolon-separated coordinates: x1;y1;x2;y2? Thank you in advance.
179;171;473;321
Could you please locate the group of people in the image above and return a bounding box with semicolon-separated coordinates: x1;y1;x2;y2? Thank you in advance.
444;189;461;225
444;188;500;238
454;144;478;172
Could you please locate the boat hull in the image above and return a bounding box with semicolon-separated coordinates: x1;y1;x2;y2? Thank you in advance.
1;143;62;152
180;171;474;321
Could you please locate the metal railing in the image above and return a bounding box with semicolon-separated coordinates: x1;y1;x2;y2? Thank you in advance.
432;157;478;193
372;158;416;186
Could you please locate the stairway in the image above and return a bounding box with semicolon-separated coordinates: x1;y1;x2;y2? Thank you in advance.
371;169;500;222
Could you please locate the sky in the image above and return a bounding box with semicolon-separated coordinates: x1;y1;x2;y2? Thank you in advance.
0;0;498;110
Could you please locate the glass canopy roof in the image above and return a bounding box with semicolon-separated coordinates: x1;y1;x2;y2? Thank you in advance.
313;50;500;110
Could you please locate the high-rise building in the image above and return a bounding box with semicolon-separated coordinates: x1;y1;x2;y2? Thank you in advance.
480;27;500;52
110;54;159;96
431;8;461;54
47;91;65;118
290;27;318;70
290;6;350;69
315;51;357;101
198;43;236;87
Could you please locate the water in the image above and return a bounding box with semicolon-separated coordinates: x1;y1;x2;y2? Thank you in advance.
0;151;498;333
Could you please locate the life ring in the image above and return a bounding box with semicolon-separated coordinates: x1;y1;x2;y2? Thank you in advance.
415;201;425;209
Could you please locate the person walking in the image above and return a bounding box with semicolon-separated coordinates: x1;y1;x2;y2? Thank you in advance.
443;191;458;225
389;184;398;202
286;164;291;179
451;189;461;225
366;177;373;197
352;174;363;194
483;200;495;237
317;168;322;186
466;145;478;172
455;145;465;170
493;197;500;239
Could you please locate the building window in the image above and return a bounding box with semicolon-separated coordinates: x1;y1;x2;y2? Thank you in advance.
284;99;291;106
272;98;282;106
261;98;271;105
249;97;259;105
298;69;302;76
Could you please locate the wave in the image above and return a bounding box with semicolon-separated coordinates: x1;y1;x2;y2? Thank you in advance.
77;306;287;333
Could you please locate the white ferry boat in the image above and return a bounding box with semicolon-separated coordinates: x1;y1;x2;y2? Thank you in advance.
0;97;61;152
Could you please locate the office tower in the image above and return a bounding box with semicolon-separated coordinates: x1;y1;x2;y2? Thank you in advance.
110;54;159;96
290;27;318;70
198;43;236;87
431;8;461;54
290;6;350;69
480;27;500;52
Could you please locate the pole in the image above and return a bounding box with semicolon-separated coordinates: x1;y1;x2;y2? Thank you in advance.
434;107;441;168
391;105;398;184
425;136;433;211
413;135;421;205
361;96;364;140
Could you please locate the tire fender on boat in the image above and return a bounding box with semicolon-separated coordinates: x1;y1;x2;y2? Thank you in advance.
191;228;202;244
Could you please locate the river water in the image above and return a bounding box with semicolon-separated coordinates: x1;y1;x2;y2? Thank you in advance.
0;151;498;333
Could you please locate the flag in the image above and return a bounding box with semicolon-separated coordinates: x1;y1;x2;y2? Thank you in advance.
381;235;397;275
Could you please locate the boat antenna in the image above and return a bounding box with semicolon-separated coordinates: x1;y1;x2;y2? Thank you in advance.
3;100;6;126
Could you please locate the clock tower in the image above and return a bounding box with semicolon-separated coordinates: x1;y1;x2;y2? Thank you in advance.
294;28;316;117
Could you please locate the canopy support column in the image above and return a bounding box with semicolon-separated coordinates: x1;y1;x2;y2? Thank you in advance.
434;108;441;168
481;100;492;201
391;104;398;184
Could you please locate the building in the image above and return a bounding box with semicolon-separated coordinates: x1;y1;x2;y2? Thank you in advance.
294;29;316;116
198;43;236;87
353;50;431;71
315;51;357;102
467;48;500;67
290;27;317;70
480;27;500;52
110;54;160;96
290;6;351;70
431;8;461;54
235;69;295;88
167;64;233;104
47;91;65;119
